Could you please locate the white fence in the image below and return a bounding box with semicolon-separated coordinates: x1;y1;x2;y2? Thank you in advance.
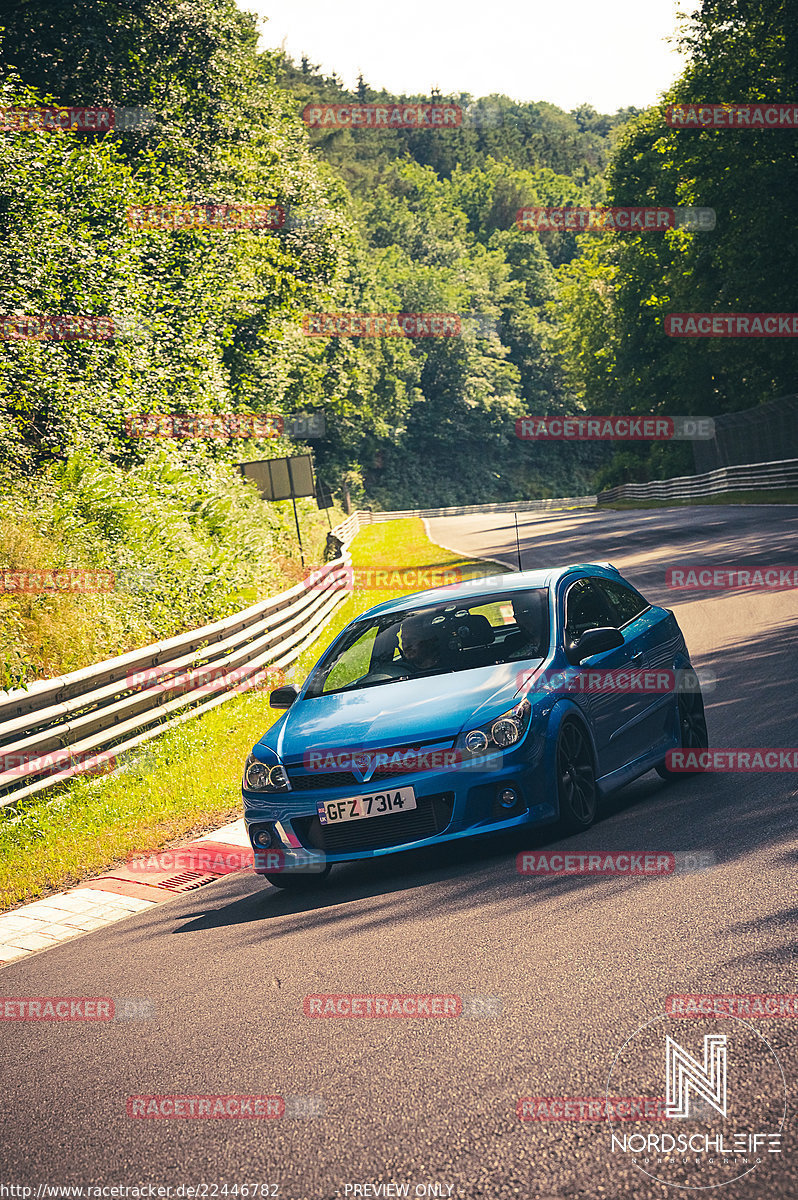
0;553;354;809
597;458;798;503
369;495;597;519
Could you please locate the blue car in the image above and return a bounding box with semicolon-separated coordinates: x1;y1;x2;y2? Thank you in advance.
242;563;708;888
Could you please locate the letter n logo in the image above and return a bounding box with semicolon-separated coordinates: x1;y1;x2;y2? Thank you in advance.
665;1034;727;1118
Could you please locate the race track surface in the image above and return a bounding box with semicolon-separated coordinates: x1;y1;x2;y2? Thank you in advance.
2;505;797;1200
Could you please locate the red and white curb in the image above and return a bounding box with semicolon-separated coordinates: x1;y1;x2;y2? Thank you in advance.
0;818;252;968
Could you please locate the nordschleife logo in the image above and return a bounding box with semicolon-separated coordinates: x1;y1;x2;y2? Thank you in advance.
606;1013;786;1189
665;1034;727;1119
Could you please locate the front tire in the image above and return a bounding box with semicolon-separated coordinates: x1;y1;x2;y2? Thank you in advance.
656;687;709;780
556;718;597;833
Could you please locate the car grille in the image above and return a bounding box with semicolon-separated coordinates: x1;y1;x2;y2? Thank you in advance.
289;770;356;791
286;741;456;792
293;792;455;854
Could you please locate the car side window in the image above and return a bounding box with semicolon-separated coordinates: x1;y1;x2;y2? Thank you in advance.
564;579;616;641
322;626;378;693
595;579;649;627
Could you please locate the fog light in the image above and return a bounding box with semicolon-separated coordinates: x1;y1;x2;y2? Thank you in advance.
251;826;274;849
498;787;519;809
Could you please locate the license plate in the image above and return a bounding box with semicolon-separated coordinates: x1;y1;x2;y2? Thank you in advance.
317;786;417;825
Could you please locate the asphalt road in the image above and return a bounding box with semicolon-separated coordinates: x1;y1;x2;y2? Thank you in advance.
2;505;798;1200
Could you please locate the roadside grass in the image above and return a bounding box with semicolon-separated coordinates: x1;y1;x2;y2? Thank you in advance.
0;518;504;911
598;488;798;509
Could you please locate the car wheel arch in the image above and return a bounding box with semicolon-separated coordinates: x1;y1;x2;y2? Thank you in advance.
545;698;600;776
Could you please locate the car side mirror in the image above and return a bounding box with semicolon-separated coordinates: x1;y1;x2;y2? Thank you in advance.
270;684;299;709
565;626;624;666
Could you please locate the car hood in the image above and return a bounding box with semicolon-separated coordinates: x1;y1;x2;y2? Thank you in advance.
261;661;540;761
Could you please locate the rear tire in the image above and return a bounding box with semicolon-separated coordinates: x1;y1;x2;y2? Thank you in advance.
556;718;597;833
656;687;709;780
264;866;332;890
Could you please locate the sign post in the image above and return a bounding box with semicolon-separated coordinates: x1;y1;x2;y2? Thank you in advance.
237;454;316;567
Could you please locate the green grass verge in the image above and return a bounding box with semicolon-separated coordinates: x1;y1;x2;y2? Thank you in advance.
598;488;798;509
0;518;504;911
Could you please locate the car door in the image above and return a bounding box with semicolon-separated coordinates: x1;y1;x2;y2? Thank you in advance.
560;576;654;776
593;576;682;755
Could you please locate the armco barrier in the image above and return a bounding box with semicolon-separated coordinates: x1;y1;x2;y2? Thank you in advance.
0;554;353;809
368;496;597;519
597;458;798;504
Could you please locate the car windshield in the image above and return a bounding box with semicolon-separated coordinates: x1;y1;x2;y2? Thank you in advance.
304;589;550;697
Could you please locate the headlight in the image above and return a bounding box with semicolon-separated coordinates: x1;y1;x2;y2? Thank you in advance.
464;730;489;754
243;752;290;792
460;699;531;756
491;716;524;748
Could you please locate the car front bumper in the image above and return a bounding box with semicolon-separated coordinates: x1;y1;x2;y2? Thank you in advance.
243;745;558;871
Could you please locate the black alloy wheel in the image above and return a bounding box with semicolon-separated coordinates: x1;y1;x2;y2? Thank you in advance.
656;687;709;780
556;719;597;833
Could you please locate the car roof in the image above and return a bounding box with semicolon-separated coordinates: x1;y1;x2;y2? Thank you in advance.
354;562;622;620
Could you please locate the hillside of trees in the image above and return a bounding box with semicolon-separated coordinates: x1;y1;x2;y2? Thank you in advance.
0;0;639;511
2;0;794;506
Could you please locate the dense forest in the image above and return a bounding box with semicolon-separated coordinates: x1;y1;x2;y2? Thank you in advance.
3;0;794;509
1;0;796;681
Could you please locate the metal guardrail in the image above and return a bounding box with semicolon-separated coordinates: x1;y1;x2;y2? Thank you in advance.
596;458;798;504
368;496;597;520
0;553;354;809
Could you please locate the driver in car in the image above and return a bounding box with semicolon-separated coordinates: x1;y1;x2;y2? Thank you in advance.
504;594;547;660
399;614;446;674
